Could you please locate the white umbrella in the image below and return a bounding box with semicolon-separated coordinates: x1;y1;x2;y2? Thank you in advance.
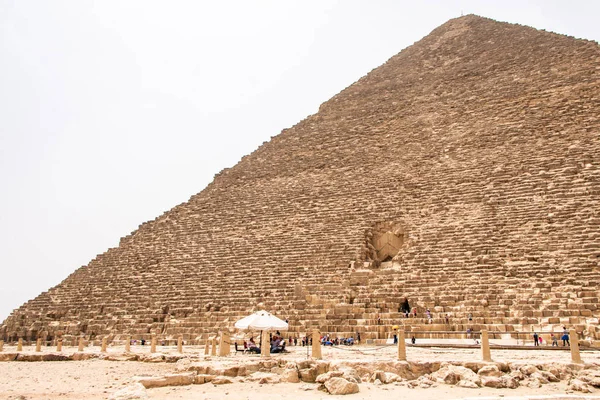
234;311;288;331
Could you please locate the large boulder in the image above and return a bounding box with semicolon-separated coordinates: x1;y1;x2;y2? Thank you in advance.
480;375;519;389
431;364;481;387
518;364;539;376
324;377;359;395
477;365;503;377
569;378;593;393
281;368;300;383
577;369;600;387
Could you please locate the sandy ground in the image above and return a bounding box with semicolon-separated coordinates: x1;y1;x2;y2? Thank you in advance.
1;344;599;399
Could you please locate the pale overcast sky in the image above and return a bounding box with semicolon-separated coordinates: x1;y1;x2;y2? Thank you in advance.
1;0;599;322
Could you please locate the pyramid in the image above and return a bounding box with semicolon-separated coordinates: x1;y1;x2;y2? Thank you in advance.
3;15;600;344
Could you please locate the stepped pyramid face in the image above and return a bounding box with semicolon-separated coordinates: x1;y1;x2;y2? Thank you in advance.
3;15;600;343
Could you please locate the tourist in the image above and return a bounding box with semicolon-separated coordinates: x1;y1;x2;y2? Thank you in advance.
426;309;432;323
551;333;558;346
468;313;473;322
411;335;416;345
356;332;361;344
413;307;417;318
247;337;260;354
533;332;539;346
401;297;410;318
562;331;570;346
271;336;285;353
445;314;449;324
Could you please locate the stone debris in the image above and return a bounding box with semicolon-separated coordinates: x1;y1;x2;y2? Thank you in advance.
133;372;195;388
431;363;481;387
108;383;148;400
323;377;359;395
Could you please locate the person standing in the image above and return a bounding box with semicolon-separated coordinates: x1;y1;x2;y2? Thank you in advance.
562;330;570;346
401;298;410;318
533;332;539;346
551;333;558;347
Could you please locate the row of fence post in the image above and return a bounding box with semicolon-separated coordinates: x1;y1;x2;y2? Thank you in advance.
393;329;581;364
0;336;186;354
0;328;584;364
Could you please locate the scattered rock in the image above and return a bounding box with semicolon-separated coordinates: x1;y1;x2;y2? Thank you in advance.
569;378;592;393
281;368;300;383
527;378;542;388
530;371;549;385
139;354;165;363
316;371;344;383
477;365;503;377
519;364;539;376
577;369;600;387
247;372;280;384
211;377;233;385
456;379;478;388
480;376;504;388
431;363;480;387
324;377;359;395
372;371;401;384
175;358;192;372
134;373;195;388
108;383;148;400
195;374;215;384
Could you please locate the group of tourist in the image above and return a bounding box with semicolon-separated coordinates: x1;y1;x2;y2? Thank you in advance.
240;332;287;354
320;334;356;346
533;327;570;347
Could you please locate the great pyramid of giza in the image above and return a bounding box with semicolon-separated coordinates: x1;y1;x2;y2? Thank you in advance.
2;15;599;344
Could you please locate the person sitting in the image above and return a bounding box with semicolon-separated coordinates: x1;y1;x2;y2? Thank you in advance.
247;337;260;354
270;337;286;353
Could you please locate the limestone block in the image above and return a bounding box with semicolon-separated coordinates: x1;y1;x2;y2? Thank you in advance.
134;372;195;388
281;368;300;383
324;377;359;395
108;383;148;400
477;365;503;377
211;377;233;385
569;378;593;393
315;371;344;383
0;353;18;361
431;364;481;387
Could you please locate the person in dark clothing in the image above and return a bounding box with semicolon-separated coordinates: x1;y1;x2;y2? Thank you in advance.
533;332;539;346
401;297;411;318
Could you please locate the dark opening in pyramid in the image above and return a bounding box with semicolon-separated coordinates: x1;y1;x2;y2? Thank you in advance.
3;14;600;344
